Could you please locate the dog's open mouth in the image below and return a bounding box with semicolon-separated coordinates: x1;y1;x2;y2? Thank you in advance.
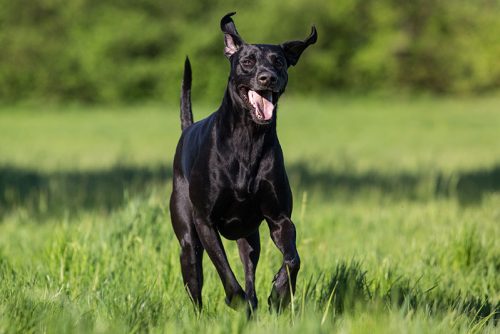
240;87;276;123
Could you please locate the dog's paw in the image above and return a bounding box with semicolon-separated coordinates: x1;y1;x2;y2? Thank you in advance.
245;293;258;318
225;290;248;310
267;284;291;313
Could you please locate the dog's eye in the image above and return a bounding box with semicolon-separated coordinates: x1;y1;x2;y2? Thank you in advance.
240;58;255;67
274;58;284;68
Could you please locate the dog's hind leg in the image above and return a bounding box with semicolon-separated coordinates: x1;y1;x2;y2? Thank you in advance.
237;231;261;314
170;182;204;310
179;225;204;310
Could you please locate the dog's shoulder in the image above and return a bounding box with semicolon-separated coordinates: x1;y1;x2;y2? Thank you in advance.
181;113;217;145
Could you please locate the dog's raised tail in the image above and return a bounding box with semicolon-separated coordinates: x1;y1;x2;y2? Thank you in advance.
180;57;193;130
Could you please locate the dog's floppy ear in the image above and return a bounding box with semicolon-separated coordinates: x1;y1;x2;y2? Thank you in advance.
221;12;244;58
281;26;318;67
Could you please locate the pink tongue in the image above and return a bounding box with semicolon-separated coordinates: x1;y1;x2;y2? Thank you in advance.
248;90;274;120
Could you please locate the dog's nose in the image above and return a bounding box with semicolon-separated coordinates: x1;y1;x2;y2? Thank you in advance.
258;72;277;87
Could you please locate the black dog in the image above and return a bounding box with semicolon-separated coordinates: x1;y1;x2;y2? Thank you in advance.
170;12;316;313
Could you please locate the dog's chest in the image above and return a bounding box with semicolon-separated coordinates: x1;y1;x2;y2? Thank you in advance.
236;163;255;196
211;159;263;221
217;127;265;183
213;193;262;240
223;156;261;200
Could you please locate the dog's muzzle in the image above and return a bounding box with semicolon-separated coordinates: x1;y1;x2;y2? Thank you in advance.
248;90;274;121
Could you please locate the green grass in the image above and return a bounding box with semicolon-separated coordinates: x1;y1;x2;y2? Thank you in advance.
0;95;499;333
1;95;500;172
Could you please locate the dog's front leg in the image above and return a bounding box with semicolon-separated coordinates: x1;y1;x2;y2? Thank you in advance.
193;215;247;309
266;215;300;312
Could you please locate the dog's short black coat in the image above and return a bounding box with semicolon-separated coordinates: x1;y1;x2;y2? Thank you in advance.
170;12;316;313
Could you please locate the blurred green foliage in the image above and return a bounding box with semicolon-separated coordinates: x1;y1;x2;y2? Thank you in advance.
1;0;499;103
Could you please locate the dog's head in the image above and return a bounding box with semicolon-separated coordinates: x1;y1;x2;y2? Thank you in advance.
221;12;317;125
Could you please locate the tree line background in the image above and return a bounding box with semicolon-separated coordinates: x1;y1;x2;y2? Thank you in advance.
1;0;500;104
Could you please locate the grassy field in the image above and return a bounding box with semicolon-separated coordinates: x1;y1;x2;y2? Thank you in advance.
0;95;499;333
